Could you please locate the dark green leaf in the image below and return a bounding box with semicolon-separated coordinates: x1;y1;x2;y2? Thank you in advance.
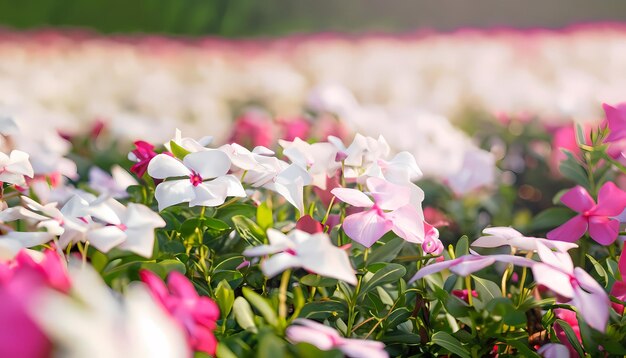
359;263;406;298
242;287;278;327
431;331;471;358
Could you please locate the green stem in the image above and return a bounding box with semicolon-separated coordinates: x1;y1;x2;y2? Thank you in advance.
345;275;363;337
279;269;292;324
465;276;473;307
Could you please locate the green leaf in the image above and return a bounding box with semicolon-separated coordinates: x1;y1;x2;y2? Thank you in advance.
559;150;589;187
472;275;501;309
431;331;471;358
300;274;339;287
366;236;405;265
215;343;238;358
213;255;246;272
359;263;406;298
384;307;412;330
528;207;575;232
211;270;244;289
455;235;469;258
169;140;190;159
257;331;286;358
157;259;186;274
256;202;273;230
299;301;347;319
232;297;257;333
215;280;235;318
555;319;585;357
232;215;265;245
290;343;342;358
242;287;278;327
586;254;608;287
203;217;231;237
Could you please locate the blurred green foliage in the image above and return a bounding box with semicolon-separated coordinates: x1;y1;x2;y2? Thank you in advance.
1;0;626;37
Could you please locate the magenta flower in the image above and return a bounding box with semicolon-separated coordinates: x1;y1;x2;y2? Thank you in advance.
603;102;626;142
331;177;424;248
286;318;388;358
553;308;582;357
547;182;626;245
611;253;626;315
128;140;160;178
140;270;220;355
0;249;70;358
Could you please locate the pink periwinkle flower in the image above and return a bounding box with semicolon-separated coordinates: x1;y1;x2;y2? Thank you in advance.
286;318;388;358
553;309;582;358
409;253;534;283
451;289;478;303
331;177;425;248
140;270;220;355
611;253;626;315
229;111;276;149
421;223;443;255
278;117;311;142
532;242;609;332
603;102;626;143
0;249;70;358
547;182;626;245
129;140;160;178
296;215;324;234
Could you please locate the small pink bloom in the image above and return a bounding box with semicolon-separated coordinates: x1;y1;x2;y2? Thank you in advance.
611;254;626;315
451;289;478;303
423;207;450;228
603;102;626;142
129;141;159;178
287;318;388;358
547;182;626;245
229;111;276;149
140;270;220;355
554;309;582;357
421;223;443;255
278;117;310;141
296;215;323;234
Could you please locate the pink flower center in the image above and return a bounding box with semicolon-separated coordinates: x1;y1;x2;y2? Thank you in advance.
189;172;203;186
117;224;128;231
372;204;385;217
285;248;297;256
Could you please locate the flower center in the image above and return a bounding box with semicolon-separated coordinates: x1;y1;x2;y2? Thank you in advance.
189;171;203;186
285;248;297;256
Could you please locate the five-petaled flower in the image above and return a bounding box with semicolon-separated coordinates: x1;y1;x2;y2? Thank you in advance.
147;151;245;211
547;182;626;245
243;229;357;285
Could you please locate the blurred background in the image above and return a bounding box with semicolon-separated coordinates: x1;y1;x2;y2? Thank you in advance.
2;0;626;36
3;0;626;236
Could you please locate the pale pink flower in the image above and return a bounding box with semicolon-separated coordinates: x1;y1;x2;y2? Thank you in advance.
331;177;424;247
286;318;388;358
243;229;357;285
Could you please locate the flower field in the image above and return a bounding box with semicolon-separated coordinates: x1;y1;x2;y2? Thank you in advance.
1;25;626;357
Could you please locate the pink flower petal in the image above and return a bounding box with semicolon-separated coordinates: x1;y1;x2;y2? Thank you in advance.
168;271;199;300
588;216;619;245
341;210;392;248
604;103;626;142
593;181;626;216
366;177;411;211
331;188;373;208
546;215;587;243
560;186;595;213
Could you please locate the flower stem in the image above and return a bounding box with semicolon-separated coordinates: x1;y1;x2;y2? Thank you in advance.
465;275;473;307
279;269;292;324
